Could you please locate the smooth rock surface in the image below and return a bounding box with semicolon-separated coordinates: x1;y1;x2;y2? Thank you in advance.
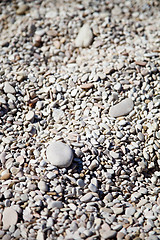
109;98;134;117
46;141;73;168
75;23;93;47
2;207;18;230
4;82;15;94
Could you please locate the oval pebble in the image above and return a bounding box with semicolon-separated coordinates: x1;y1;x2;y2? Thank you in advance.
80;193;93;202
109;98;134;117
2;207;18;230
46;141;73;168
38;181;49;192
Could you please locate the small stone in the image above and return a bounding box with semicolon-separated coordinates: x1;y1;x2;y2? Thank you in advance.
75;23;93;47
138;132;145;141
109;98;134;117
4;82;15;94
88;183;97;192
49;201;63;209
80;193;93;202
36;230;44;240
110;151;120;159
117;232;125;240
2;207;18;230
135;60;147;66
16;4;29;15
156;131;160;139
112;206;124;215
2;235;11;240
100;223;117;239
77;179;85;188
125;207;136;216
26;111;35;122
114;82;122;91
0;152;6;165
20;193;29;202
0;170;11;180
3;190;12;199
80;83;94;90
46;141;73;168
38;181;49;192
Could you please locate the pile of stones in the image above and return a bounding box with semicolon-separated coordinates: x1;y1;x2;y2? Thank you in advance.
0;0;160;239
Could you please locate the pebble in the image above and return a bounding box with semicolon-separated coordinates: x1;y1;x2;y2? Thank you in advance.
0;1;159;239
26;111;35;122
2;207;18;230
109;98;134;117
100;223;117;239
38;181;49;192
77;179;85;188
49;201;63;209
16;4;29;15
80;83;94;90
125;207;136;216
46;141;73;168
36;230;44;240
138;132;145;141
4;82;15;94
0;170;11;180
80;193;93;202
75;23;93;47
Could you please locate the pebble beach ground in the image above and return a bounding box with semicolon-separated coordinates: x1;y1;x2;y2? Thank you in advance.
0;0;160;239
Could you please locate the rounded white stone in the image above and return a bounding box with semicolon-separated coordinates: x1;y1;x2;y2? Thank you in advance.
46;141;73;168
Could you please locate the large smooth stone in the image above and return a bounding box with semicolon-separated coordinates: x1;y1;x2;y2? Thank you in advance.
2;207;18;230
109;98;134;117
46;141;73;168
75;23;93;47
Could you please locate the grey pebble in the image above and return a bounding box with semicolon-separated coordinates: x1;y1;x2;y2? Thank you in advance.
38;181;49;192
46;141;73;168
80;193;93;202
109;98;134;117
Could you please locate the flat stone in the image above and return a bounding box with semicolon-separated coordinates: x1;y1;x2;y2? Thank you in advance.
109;98;134;117
80;193;93;202
138;132;145;141
100;223;117;239
2;207;18;230
80;83;94;90
46;141;73;168
26;111;35;122
4;82;15;94
135;60;147;66
110;151;120;159
49;201;63;209
125;207;136;216
75;23;93;47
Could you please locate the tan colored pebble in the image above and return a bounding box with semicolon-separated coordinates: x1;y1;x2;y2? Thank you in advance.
135;60;147;66
16;4;29;15
0;170;11;180
80;83;94;90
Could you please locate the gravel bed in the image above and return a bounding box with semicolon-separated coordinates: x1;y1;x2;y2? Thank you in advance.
0;0;160;239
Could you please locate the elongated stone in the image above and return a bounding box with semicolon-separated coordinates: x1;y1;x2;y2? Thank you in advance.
109;98;134;117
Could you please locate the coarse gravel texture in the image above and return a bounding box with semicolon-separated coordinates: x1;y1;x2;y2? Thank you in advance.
0;0;160;239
